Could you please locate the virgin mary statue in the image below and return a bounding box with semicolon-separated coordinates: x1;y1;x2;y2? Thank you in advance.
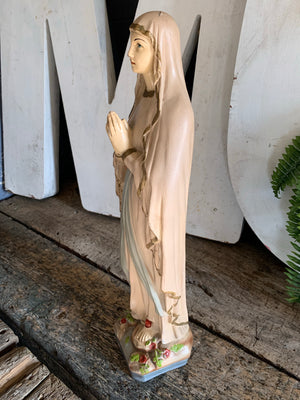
106;11;194;378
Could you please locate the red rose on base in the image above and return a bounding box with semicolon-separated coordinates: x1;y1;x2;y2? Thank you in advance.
149;342;156;350
163;349;171;358
139;355;148;364
145;319;152;328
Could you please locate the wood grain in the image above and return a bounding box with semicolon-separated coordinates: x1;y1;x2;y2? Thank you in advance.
0;347;33;376
0;364;49;400
0;319;79;399
0;347;40;395
0;183;299;378
25;374;81;400
0;212;299;399
0;320;18;356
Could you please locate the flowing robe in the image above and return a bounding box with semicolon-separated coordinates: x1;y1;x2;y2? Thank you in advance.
113;11;194;345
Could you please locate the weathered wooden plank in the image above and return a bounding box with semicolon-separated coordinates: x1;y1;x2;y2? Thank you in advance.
0;213;299;399
0;320;79;399
0;364;49;400
24;374;80;400
0;347;40;395
0;347;31;376
0;320;19;356
0;184;299;378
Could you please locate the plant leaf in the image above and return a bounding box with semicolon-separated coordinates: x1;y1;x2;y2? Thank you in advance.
286;184;300;241
271;136;300;197
285;243;300;303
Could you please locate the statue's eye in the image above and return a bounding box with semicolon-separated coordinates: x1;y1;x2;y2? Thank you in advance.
137;43;142;48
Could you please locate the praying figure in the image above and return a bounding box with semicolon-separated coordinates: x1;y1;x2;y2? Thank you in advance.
106;11;194;381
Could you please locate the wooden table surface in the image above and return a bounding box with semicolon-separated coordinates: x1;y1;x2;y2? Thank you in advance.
0;181;299;399
0;320;80;399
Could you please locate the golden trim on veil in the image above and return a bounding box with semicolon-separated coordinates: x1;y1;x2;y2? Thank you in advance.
129;23;162;249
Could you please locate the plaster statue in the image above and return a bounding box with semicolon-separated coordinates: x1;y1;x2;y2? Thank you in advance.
106;11;194;381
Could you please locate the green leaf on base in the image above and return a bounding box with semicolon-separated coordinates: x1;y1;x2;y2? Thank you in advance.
130;353;140;363
170;344;184;353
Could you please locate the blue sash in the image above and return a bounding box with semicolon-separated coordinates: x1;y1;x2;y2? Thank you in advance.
120;171;165;317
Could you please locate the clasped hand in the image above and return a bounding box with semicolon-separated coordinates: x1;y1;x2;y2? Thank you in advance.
106;111;132;157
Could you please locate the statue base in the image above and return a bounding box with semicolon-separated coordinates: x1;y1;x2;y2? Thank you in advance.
114;314;192;382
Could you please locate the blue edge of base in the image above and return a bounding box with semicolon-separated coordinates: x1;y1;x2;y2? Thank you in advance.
131;358;188;382
0;189;12;201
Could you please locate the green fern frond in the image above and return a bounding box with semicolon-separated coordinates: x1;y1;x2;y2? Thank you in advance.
271;136;300;303
289;241;300;252
271;136;300;198
285;242;300;303
286;184;300;242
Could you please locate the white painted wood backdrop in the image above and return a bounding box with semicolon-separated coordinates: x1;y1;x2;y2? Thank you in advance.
0;107;11;200
0;1;11;200
228;0;300;263
0;0;245;242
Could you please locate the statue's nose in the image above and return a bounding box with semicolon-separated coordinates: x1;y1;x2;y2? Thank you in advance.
128;45;134;58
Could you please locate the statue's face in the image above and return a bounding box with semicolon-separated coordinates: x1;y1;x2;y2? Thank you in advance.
128;31;154;75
